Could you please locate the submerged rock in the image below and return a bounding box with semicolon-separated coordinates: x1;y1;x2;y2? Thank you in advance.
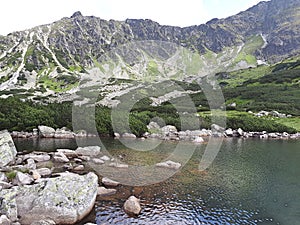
102;177;120;187
123;196;142;216
156;160;181;170
0;130;17;167
0;172;98;225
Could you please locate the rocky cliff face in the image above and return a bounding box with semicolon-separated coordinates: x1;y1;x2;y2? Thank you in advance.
0;0;299;93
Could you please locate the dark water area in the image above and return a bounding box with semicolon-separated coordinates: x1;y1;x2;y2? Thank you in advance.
15;137;300;225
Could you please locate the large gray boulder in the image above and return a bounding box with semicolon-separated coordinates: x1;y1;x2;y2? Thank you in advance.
38;126;56;138
0;172;98;225
0;130;17;167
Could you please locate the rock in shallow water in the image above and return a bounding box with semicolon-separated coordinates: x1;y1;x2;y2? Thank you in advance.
97;186;117;196
102;177;120;187
123;196;142;216
0;172;98;225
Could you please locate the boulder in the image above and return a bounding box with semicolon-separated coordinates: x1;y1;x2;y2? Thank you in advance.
92;158;104;164
102;177;120;187
30;219;56;225
211;124;225;132
0;172;8;182
0;172;98;225
121;133;136;139
114;133;120;139
31;170;41;180
75;146;101;156
0;181;13;189
56;149;78;158
97;187;117;196
147;122;161;133
24;153;51;162
100;156;110;161
161;125;177;135
0;130;17;167
38;126;56;138
31;168;52;177
156;160;181;170
192;137;204;143
108;162;129;168
0;215;11;225
73;165;85;171
123;196;141;216
74;130;88;137
237;128;244;136
54;128;74;139
32;129;39;137
78;156;91;161
26;158;36;170
53;152;69;163
13;172;33;185
224;128;234;137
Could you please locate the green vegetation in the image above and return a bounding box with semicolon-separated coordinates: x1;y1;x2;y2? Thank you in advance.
275;117;300;132
232;35;264;66
0;53;299;136
5;170;17;180
199;110;297;133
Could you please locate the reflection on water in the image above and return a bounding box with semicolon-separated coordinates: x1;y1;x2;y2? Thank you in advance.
14;137;78;152
15;137;300;225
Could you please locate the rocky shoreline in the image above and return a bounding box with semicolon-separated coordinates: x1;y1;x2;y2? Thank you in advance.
9;123;300;141
142;122;300;141
0;130;146;225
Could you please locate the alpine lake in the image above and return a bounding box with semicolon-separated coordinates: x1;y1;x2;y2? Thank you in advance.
14;137;300;225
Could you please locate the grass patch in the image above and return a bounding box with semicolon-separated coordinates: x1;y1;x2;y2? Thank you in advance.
275;117;300;132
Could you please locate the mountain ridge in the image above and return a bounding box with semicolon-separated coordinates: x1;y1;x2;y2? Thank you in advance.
0;0;299;94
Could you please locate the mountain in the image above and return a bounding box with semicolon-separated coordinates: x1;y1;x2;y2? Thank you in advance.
0;0;299;98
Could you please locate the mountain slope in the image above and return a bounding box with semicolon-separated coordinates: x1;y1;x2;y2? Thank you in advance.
0;0;299;95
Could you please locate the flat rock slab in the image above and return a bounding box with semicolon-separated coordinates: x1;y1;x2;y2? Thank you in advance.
102;177;120;187
0;172;98;225
75;146;101;156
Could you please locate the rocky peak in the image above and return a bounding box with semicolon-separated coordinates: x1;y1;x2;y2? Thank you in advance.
71;11;83;18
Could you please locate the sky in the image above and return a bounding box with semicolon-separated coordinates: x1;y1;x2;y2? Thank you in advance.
0;0;264;35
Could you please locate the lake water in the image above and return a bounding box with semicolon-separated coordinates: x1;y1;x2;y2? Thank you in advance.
14;137;300;225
